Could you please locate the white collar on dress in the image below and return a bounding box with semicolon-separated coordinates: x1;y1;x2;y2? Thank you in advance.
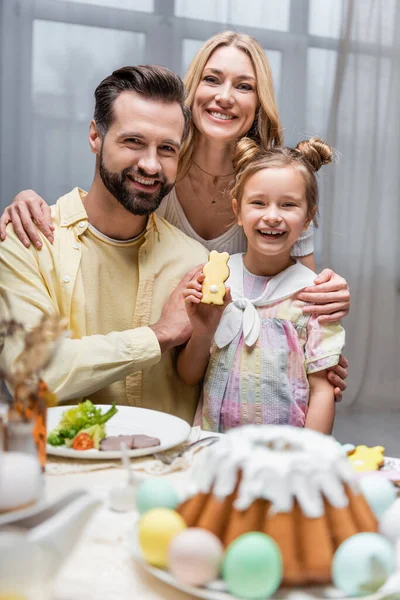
214;253;316;348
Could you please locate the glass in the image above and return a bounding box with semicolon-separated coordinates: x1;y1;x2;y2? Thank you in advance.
306;47;338;138
9;381;51;470
264;49;282;101
308;0;343;39
0;530;52;600
181;39;203;77
175;0;290;32
52;0;153;11
32;20;146;200
309;0;396;45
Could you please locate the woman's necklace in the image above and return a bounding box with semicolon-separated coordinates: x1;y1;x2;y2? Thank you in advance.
188;169;231;209
193;161;235;187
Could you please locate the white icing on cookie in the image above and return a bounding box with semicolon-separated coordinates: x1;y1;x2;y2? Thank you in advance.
185;425;359;519
209;285;219;293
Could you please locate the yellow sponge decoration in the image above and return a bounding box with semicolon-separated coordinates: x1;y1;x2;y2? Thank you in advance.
201;251;230;306
348;445;385;472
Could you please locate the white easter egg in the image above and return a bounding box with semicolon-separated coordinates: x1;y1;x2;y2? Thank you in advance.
0;453;42;512
380;498;400;542
168;528;224;586
359;473;397;519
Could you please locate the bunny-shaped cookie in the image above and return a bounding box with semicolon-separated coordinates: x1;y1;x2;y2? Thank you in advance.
201;250;230;305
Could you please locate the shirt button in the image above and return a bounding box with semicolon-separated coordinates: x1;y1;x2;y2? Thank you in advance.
78;221;85;228
63;276;70;283
73;243;80;250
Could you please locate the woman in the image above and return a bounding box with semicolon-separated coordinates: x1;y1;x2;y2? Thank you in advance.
0;31;349;396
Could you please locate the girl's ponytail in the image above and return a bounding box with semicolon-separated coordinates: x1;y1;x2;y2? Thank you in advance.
295;137;333;172
232;137;261;173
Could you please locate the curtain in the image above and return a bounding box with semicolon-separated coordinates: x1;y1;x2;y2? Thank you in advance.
1;0;399;415
318;0;400;413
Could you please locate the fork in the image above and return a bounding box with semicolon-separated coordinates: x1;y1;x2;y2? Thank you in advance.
153;436;220;465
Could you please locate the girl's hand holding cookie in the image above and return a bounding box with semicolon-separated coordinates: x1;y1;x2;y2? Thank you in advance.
183;269;231;337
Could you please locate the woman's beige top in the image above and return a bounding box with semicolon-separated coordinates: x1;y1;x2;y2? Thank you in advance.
157;188;314;256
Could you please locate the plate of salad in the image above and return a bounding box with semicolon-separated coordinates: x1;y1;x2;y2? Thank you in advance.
46;401;191;459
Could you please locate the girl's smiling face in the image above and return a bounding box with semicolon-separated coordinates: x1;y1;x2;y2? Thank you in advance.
192;45;258;144
234;166;311;273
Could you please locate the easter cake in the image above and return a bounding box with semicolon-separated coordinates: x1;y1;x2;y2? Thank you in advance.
177;425;378;586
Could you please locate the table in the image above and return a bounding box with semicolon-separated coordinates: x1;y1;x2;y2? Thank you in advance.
45;424;219;600
46;446;400;600
48;467;199;600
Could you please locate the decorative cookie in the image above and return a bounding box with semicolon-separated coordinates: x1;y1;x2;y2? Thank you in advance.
348;445;385;472
201;250;230;306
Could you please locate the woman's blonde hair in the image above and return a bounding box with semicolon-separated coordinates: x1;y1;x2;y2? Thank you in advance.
178;31;283;179
232;137;333;225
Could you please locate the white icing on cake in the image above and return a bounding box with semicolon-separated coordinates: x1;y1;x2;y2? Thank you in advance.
188;426;359;519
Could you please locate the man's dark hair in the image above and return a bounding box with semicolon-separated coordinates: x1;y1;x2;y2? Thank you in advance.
94;65;191;141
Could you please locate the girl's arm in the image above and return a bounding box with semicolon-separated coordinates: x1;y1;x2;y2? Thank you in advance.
305;370;335;434
0;190;53;248
177;333;213;385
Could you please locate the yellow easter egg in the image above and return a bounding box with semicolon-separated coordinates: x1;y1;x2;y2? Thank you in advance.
138;508;187;568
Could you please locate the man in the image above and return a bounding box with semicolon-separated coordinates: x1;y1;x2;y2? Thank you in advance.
0;66;209;423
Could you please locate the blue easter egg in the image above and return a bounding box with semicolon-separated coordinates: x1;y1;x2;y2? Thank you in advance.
359;473;397;519
136;479;179;515
332;533;395;596
222;532;282;599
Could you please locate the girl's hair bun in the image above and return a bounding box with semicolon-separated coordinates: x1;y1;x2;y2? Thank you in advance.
232;137;261;172
295;137;333;172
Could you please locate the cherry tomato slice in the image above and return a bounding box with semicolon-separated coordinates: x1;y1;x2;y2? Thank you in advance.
72;432;94;451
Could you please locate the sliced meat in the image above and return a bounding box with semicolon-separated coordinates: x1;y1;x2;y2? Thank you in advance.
131;435;161;449
99;435;135;451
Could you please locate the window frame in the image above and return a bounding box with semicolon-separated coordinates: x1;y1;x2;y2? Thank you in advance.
0;0;397;208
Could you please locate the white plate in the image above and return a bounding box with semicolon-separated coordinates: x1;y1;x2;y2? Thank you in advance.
129;524;380;600
46;405;190;459
129;524;238;600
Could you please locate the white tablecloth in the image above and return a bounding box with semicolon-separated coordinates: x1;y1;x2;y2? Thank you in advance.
48;468;200;600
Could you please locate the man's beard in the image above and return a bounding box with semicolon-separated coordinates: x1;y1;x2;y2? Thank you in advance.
99;150;174;216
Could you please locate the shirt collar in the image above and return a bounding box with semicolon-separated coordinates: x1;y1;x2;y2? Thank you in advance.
58;187;160;238
59;187;88;228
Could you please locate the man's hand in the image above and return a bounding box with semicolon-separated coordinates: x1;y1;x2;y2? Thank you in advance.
327;354;349;402
297;269;350;323
150;265;203;353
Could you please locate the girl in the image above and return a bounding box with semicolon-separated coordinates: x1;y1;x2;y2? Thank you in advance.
177;137;345;434
0;32;349;396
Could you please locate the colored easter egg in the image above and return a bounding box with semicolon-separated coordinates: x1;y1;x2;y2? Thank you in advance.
341;443;356;455
358;473;397;519
332;533;395;596
222;533;282;599
138;508;186;568
168;528;224;586
136;478;179;515
379;498;400;542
